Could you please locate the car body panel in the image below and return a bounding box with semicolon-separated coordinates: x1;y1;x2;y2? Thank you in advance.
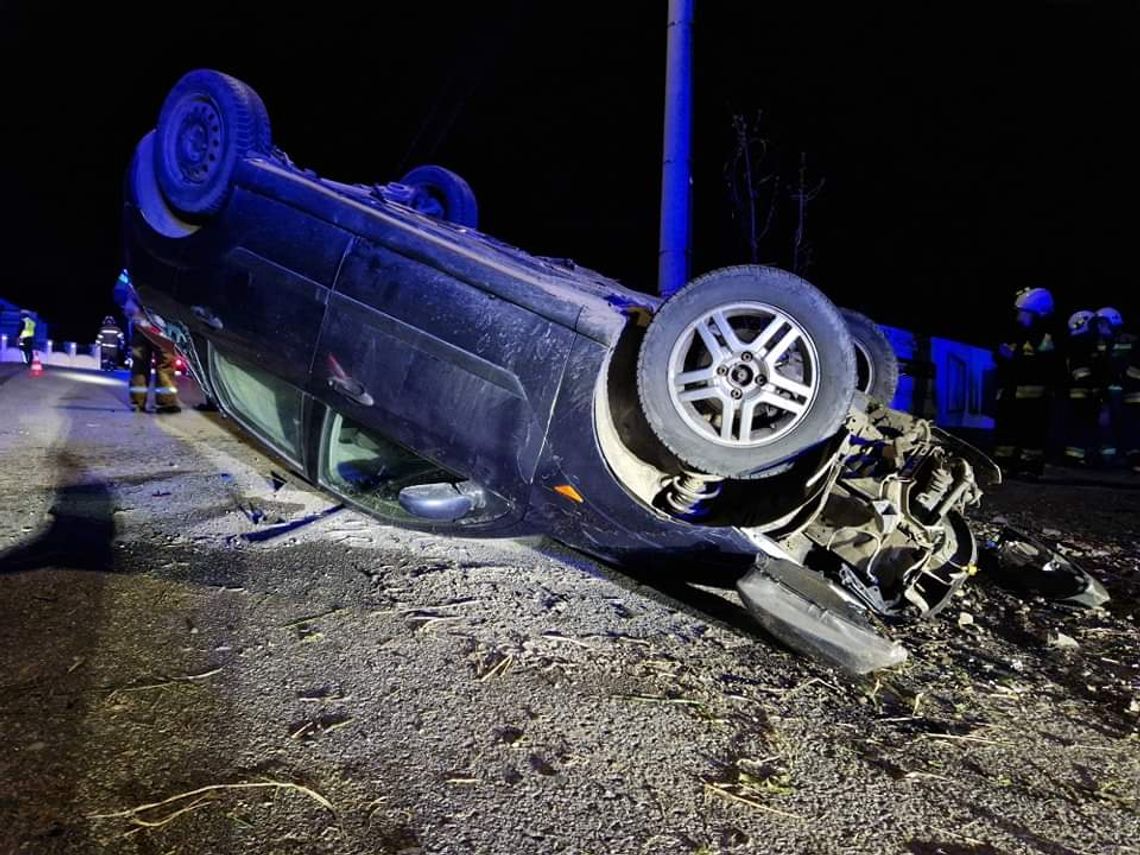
235;159;638;345
313;236;578;509
126;150;765;560
522;335;764;569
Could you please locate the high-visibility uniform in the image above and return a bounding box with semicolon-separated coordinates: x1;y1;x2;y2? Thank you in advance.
129;336;180;411
994;318;1062;475
116;274;181;413
17;316;35;365
1107;332;1140;470
1063;330;1101;464
98;322;124;370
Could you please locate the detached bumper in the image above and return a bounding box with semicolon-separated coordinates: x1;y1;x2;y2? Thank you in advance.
737;558;908;675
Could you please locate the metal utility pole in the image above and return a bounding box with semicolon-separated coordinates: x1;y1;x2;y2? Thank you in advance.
658;0;694;299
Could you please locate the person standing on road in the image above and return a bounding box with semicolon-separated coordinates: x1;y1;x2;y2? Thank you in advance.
993;287;1062;477
1097;307;1139;471
113;270;182;414
1121;330;1140;474
97;315;125;371
17;311;36;366
1062;309;1099;466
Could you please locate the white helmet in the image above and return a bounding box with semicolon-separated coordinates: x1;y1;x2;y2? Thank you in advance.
1014;287;1054;316
1096;307;1123;330
1067;309;1095;336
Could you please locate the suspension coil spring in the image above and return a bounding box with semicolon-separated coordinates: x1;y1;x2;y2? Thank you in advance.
926;466;954;495
913;463;952;510
662;471;723;519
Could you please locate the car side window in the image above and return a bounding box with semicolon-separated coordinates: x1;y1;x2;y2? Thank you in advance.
319;411;507;525
209;346;304;461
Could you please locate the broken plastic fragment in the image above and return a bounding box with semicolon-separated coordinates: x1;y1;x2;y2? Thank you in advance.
736;559;907;675
1046;631;1079;650
239;504;345;543
978;527;1110;609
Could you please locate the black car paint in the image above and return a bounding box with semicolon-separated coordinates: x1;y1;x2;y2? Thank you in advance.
125;153;768;570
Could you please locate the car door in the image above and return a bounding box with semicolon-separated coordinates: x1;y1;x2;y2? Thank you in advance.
176;186;352;392
309;236;577;512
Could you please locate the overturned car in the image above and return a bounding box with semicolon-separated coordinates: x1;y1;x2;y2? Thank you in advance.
123;69;1003;673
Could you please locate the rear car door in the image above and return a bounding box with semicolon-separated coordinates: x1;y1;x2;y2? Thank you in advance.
309;236;577;513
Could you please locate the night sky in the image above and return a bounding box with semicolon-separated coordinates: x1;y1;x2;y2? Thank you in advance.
2;1;1136;346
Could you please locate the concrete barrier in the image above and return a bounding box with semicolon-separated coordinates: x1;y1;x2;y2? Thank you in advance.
0;339;100;370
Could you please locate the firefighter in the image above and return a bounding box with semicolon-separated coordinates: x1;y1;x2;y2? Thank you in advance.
1062;309;1099;465
97;315;125;371
113;270;181;414
17;310;36;365
993;287;1061;477
1097;307;1139;471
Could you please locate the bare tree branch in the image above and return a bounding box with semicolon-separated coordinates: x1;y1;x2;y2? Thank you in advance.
724;110;780;263
725;113;826;273
790;151;823;275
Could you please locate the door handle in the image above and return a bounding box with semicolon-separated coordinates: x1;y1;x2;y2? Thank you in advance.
328;375;374;407
191;305;224;331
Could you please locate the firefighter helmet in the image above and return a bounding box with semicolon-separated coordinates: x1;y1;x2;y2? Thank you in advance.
1096;307;1123;330
1067;309;1095;336
1014;287;1054;316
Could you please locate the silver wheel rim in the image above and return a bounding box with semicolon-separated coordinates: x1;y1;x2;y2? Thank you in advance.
853;339;875;394
666;302;820;448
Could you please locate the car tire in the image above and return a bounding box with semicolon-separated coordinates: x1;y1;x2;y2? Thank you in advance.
154;69;272;219
637;266;856;479
398;164;479;229
841;308;899;403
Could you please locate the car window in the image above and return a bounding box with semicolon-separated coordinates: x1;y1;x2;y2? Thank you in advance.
209;346;304;461
319;411;507;525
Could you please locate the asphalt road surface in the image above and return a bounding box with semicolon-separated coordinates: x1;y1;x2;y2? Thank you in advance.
1;365;1137;854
